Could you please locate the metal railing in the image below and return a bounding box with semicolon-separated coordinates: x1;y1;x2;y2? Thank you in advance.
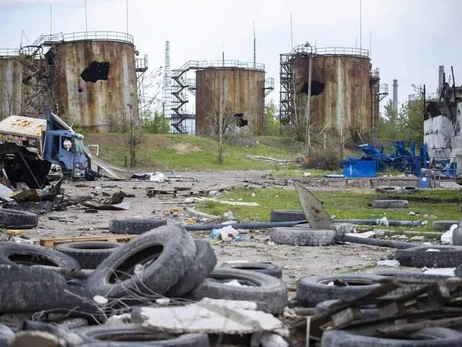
291;44;369;58
173;60;265;76
0;48;19;57
32;31;134;46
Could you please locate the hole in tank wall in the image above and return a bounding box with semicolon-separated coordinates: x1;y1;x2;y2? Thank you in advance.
80;61;110;83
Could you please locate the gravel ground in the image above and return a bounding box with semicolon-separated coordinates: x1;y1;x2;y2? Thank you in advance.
24;170;393;287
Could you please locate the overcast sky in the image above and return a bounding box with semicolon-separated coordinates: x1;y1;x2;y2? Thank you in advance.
1;0;461;114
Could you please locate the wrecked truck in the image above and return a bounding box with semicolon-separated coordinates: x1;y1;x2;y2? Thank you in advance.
0;107;87;179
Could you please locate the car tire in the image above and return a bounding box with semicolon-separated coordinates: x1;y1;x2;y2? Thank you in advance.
188;268;288;315
109;219;167;235
165;240;217;297
297;274;384;307
270;228;336;246
0;243;80;269
75;324;209;347
87;225;196;298
54;242;121;269
0;209;38;229
395;245;462;268
220;262;283;279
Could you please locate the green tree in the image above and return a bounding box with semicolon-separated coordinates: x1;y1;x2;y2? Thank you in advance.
142;111;170;134
264;100;280;136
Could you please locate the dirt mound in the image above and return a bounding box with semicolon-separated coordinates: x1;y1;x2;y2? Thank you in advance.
173;143;200;154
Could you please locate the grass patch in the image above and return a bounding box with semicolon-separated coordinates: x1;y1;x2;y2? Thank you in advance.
84;134;304;171
196;188;462;232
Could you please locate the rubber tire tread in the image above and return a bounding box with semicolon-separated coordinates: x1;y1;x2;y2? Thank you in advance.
188;268;288;315
297;274;384;307
109;219;167;235
75;324;210;347
375;186;402;193
87;225;196;297
395;245;462;268
0;265;94;313
320;327;462;347
220;262;283;279
54;242;120;269
270;210;305;222
270;228;336;246
165;240;217;297
0;208;38;229
0;243;80;269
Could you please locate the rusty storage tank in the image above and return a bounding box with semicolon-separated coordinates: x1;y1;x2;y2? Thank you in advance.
281;45;376;137
195;61;267;136
46;32;138;132
0;49;23;118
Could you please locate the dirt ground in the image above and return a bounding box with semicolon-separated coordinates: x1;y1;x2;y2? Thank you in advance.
28;170;393;288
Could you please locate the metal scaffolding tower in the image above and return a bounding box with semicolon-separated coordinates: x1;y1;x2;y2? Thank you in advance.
162;41;172;119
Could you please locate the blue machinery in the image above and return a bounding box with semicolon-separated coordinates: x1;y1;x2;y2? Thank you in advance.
343;141;437;178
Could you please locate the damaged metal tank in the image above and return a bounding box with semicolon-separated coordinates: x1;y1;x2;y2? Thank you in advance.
171;60;274;135
43;31;146;132
279;45;387;138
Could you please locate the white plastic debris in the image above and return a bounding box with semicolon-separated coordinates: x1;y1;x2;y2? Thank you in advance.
106;313;131;324
225;279;246;287
220;225;239;241
155;298;171;305
441;224;457;245
251;192;256;197
149;171;167;183
426;248;441;252
376;259;400;267
303;172;312;177
93;295;108;305
377;216;389;227
422;267;455;276
208;190;218;197
409;211;416;216
134;263;144;276
223;211;234;219
260;333;289;347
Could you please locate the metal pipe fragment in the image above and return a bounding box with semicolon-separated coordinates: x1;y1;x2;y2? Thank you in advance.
334;234;418;249
183;220;306;231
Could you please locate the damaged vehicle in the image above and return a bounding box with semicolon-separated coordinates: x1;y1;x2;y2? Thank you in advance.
0;107;87;179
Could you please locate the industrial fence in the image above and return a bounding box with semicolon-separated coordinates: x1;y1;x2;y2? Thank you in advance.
0;49;19;57
32;31;135;46
291;44;369;58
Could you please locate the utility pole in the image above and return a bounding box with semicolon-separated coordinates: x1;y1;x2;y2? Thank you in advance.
218;70;224;164
304;47;313;158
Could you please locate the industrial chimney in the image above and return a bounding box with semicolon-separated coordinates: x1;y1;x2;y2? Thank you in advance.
392;79;398;111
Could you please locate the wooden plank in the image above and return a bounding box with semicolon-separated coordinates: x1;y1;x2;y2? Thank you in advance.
378;316;462;337
40;234;135;248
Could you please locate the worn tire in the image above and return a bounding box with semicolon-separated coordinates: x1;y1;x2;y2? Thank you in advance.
372;200;408;208
320;327;462;347
395;245;462;268
270;210;305;222
75;324;209;347
0;243;80;269
0;265;93;313
165;240;217;297
109;219;167;235
432;220;458;232
0;208;38;229
402;186;419;193
54;242;121;269
220;262;283;279
0;324;13;347
297;274;384;307
270;228;336;246
87;225;196;297
188;268;288;315
375;186;402;193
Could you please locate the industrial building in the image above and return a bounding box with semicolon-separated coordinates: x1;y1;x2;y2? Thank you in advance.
279;44;388;140
0;31;147;132
170;60;274;135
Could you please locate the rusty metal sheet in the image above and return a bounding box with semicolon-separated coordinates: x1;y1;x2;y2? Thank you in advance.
294;182;336;230
87;151;134;180
0;116;45;138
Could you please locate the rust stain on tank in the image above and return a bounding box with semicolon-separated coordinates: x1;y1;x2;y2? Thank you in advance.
195;68;265;136
50;40;137;132
291;54;372;135
0;57;23;118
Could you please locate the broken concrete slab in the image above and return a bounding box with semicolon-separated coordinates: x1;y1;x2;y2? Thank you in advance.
132;298;288;337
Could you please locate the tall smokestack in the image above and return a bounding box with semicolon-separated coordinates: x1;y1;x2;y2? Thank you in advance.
392;79;398;111
438;65;444;90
